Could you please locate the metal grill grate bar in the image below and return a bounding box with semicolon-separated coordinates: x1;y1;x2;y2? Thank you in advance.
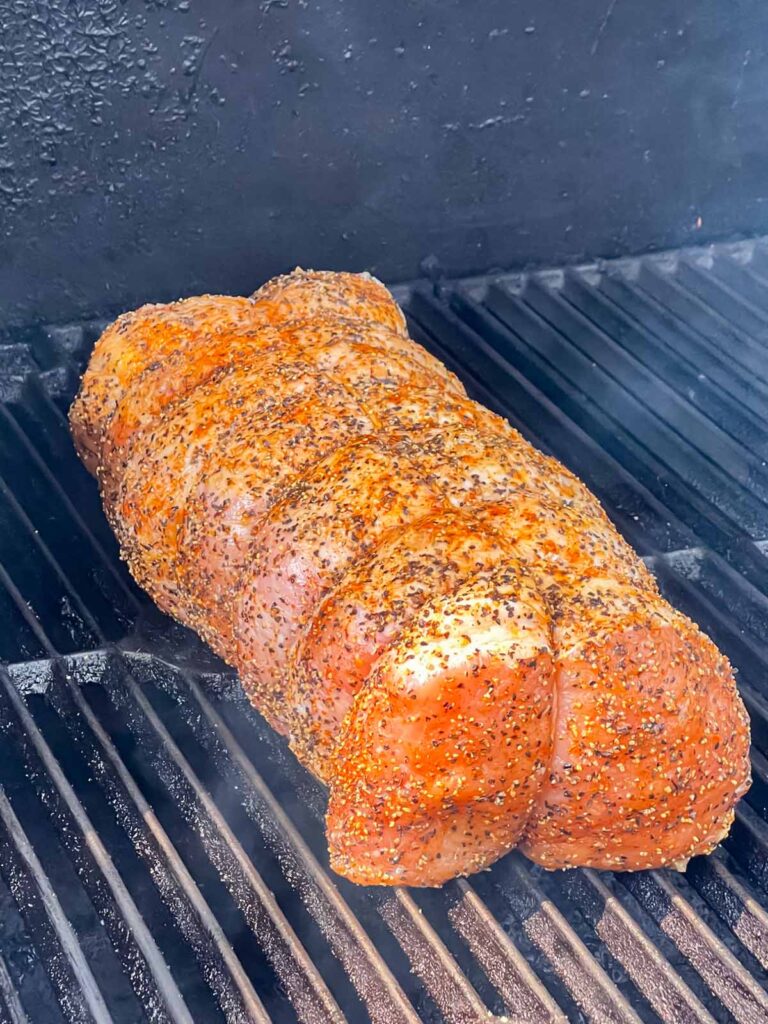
675;258;768;339
634;262;768;383
178;670;421;1024
0;952;30;1024
558;869;717;1024
0;786;110;1024
447;879;567;1024
49;666;271;1024
523;274;768;462
488;858;643;1024
561;268;768;422
101;655;346;1024
376;890;495;1024
0;667;195;1024
620;870;768;1023
0;398;140;622
685;854;768;972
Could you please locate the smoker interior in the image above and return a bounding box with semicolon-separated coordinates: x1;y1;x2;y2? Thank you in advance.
0;240;767;1023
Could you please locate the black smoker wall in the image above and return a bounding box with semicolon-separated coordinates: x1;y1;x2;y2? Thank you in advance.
1;0;767;325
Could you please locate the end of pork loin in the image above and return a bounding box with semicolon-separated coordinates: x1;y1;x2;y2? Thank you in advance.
326;572;751;886
68;294;258;475
326;561;555;887
518;594;751;873
70;270;410;477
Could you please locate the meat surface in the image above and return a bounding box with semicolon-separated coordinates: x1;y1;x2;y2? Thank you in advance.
70;269;751;886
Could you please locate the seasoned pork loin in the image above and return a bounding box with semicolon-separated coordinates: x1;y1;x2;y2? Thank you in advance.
70;270;751;886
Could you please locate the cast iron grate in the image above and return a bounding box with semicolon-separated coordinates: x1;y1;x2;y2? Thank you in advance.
0;238;767;1021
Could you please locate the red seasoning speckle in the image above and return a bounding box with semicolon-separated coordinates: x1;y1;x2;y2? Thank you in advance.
69;268;751;887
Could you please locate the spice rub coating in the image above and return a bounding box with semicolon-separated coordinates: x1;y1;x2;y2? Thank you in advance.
70;269;751;886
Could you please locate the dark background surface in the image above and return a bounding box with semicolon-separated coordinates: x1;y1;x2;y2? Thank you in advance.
1;0;767;325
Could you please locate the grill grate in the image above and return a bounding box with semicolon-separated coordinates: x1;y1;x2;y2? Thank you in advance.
0;240;766;1021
